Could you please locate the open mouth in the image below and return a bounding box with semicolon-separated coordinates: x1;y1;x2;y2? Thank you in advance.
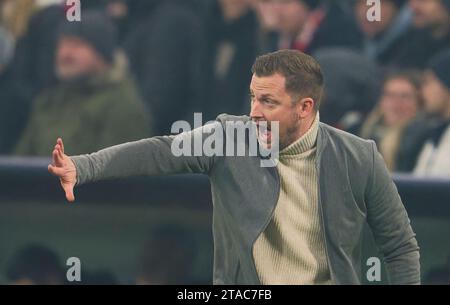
256;123;272;144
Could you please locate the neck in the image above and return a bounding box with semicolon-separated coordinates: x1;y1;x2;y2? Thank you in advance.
295;113;317;141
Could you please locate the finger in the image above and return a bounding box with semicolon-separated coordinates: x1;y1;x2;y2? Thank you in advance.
48;164;64;177
57;138;65;154
53;149;64;166
57;144;64;160
52;149;58;166
58;138;64;154
63;184;75;202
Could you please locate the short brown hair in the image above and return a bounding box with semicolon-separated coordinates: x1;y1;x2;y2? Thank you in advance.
251;49;324;110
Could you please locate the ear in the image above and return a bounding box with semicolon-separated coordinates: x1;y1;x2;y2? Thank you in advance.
296;97;315;119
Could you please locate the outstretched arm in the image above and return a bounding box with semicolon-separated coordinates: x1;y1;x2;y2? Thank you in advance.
48;123;220;202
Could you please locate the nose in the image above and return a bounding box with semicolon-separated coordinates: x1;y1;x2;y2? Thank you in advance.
57;43;73;60
250;100;264;120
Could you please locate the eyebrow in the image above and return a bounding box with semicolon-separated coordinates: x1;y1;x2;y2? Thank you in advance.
260;94;277;99
249;90;276;99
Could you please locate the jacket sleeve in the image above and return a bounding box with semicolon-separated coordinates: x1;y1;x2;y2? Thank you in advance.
70;122;221;186
365;141;421;285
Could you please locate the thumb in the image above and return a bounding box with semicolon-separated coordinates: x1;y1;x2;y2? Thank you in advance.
48;164;63;177
63;184;75;203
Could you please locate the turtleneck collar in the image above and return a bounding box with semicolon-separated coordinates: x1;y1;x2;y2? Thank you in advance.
280;112;320;157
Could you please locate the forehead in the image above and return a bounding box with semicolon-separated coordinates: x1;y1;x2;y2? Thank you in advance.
250;73;288;96
384;78;413;89
58;37;93;51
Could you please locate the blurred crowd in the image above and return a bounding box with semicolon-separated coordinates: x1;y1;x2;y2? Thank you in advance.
3;240;450;284
0;0;449;177
4;224;201;285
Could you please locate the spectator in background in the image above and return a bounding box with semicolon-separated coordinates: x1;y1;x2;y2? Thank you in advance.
136;225;198;285
389;0;450;68
14;11;151;156
354;0;413;66
103;0;132;44
360;71;424;172
122;0;207;135
5;242;118;285
6;244;64;285
313;47;381;133
0;0;37;40
0;1;117;154
251;0;280;54
0;3;66;154
105;0;165;45
203;0;259;120
274;0;362;54
414;49;450;177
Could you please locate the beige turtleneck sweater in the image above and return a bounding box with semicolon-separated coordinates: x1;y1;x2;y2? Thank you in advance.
253;113;332;284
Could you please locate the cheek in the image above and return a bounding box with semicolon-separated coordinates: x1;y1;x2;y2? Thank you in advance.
76;50;95;66
401;101;418;114
264;112;286;134
380;98;393;114
422;84;433;101
56;46;71;62
264;112;281;126
279;112;298;132
424;90;442;111
424;83;442;103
